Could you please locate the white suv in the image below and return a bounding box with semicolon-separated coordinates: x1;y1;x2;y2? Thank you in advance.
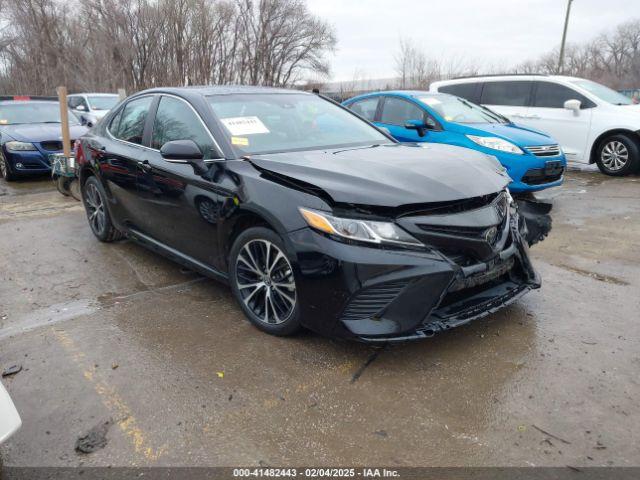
431;75;640;176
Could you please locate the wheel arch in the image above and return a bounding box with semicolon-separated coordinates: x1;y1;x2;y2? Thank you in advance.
589;129;640;164
222;206;290;269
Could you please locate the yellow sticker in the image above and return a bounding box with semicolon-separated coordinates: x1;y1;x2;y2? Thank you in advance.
0;119;7;124
231;137;249;146
444;116;454;121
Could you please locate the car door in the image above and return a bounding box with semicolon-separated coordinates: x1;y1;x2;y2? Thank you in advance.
377;96;431;142
527;81;594;162
479;80;533;123
133;94;226;270
95;95;155;227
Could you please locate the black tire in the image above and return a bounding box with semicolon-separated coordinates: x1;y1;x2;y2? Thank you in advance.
595;134;640;176
0;152;17;181
55;176;72;196
229;227;302;336
82;176;124;242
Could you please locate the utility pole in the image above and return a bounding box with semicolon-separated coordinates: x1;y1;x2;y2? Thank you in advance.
558;0;574;74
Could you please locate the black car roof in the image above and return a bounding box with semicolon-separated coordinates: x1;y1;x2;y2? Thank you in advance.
138;85;306;96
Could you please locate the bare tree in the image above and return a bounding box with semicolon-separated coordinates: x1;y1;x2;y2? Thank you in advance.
0;0;336;95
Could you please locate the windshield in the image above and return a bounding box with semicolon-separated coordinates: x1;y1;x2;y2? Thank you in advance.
417;94;506;124
88;96;118;111
569;79;632;105
0;102;80;125
207;93;390;155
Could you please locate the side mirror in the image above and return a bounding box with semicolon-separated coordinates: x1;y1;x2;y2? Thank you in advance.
160;139;208;175
564;99;581;115
75;105;86;111
404;119;429;137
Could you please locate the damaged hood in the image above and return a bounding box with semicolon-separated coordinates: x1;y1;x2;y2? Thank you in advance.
249;143;510;207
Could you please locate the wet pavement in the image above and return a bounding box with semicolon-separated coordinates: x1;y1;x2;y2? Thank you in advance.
0;169;639;467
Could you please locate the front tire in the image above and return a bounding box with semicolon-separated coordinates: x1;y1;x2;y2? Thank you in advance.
0;152;17;181
82;176;124;242
229;227;301;336
595;134;639;176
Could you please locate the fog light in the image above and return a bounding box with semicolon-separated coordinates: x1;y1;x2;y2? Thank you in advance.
15;162;23;168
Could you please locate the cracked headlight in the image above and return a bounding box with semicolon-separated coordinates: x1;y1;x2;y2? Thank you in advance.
5;141;37;151
466;135;524;155
299;207;422;247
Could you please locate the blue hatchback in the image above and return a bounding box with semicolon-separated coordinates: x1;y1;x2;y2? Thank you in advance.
344;91;566;193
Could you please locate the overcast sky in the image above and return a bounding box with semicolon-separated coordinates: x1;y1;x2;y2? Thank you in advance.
306;0;636;81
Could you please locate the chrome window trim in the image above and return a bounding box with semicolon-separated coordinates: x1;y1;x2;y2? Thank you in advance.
106;93;224;162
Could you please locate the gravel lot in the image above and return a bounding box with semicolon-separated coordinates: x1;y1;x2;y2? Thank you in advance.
1;168;639;467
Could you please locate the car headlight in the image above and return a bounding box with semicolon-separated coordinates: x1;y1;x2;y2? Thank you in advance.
466;135;523;155
299;207;422;247
5;141;37;152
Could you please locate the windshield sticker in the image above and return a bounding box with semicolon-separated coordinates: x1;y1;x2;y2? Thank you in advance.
231;136;249;146
220;116;269;136
0;119;7;124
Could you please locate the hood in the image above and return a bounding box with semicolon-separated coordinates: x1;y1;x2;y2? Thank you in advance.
0;123;88;142
460;122;557;146
249;143;510;208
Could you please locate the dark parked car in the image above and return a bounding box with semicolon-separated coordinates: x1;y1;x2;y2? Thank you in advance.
0;97;87;180
75;86;542;342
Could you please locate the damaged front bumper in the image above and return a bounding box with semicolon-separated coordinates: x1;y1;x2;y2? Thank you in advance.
288;200;541;342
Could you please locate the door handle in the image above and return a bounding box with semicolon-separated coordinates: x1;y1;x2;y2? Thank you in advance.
526;114;541;119
137;160;152;172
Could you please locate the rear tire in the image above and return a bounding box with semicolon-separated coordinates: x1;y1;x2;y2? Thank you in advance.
82;176;124;242
229;227;302;336
0;152;17;181
595;134;639;176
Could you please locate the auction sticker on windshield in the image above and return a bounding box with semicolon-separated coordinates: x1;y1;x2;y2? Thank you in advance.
220;116;269;135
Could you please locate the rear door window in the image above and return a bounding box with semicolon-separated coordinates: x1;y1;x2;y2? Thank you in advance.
480;81;532;107
532;81;595;109
111;96;153;145
348;97;379;121
379;97;425;125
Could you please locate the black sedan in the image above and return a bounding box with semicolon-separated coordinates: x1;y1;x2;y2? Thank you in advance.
75;86;542;342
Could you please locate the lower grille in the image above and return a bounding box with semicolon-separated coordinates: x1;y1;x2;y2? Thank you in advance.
522;167;564;185
341;280;409;321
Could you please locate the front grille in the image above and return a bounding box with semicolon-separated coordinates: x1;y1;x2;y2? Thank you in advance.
341;280;409;321
39;140;75;152
526;145;561;157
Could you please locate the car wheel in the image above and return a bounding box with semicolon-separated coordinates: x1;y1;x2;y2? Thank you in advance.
229;227;302;336
595;134;640;176
0;152;17;181
55;176;72;196
82;176;124;242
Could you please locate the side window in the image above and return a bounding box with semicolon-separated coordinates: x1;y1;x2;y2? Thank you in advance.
481;81;532;107
379;97;425;126
112;96;153;145
533;82;595;109
348;97;379;121
151;96;217;158
68;97;79;109
108;108;124;136
439;83;479;103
